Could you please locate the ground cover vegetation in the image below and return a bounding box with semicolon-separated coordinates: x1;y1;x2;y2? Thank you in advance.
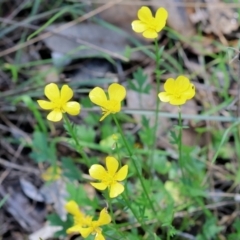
1;1;240;240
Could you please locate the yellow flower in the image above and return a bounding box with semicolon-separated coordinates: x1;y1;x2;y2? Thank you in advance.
77;208;111;240
89;156;128;198
41;166;62;181
65;200;86;223
132;6;168;39
89;83;126;121
158;76;195;105
37;83;80;122
66;200;111;240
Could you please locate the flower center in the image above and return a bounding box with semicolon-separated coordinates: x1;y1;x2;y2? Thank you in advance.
91;221;102;235
52;100;66;112
107;100;119;112
102;173;116;186
148;18;158;30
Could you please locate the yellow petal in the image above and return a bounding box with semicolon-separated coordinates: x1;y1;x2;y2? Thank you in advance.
89;87;108;107
61;85;73;103
155;7;168;32
109;182;124;198
63;102;81;115
90;182;108;190
155;7;168;21
115;165;128;181
138;6;153;22
89;165;108;180
66;225;81;234
108;83;126;102
79;227;92;238
47;109;63;122
106;156;119;176
95;232;105;240
41;166;61;181
131;20;148;33
175;76;191;93
169;96;186;106
97;208;111;226
99;110;111;121
182;84;195;100
164;78;175;94
158;92;170;102
37;100;54;110
143;29;158;39
65;200;82;216
44;83;60;102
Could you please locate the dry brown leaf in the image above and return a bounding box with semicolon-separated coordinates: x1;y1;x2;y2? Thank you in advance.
189;0;238;44
44;23;144;61
36;65;59;83
29;224;62;240
95;2;140;32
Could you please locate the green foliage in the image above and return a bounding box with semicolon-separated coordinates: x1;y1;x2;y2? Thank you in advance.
72;125;96;143
196;217;224;240
29;131;56;163
139;116;155;147
47;213;73;237
0;195;8;208
5;4;240;239
128;67;151;93
227;219;240;240
61;157;82;181
66;182;98;209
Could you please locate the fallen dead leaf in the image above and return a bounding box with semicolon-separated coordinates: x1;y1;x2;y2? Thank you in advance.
95;1;140;32
29;223;62;240
43;23;145;62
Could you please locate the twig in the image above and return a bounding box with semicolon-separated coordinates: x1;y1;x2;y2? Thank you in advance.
0;157;39;174
0;17;128;61
76;0;240;8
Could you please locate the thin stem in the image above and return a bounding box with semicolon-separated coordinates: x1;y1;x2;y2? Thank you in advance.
63;114;90;166
115;141;149;233
113;115;156;213
178;107;185;181
106;195;127;240
149;38;162;169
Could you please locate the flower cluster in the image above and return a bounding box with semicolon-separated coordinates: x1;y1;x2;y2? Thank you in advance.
36;5;197;240
66;200;111;240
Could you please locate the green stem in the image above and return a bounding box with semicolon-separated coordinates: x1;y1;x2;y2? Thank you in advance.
178;107;185;181
149;38;162;169
113;115;156;213
105;196;127;239
115;142;149;233
63;114;90;166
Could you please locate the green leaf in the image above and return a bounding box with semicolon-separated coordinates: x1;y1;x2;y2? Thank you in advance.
197;217;224;240
0;195;9;208
153;155;171;175
128;67;151;93
47;213;73;237
61;157;82;181
75;125;96;143
29;131;56;163
66;182;98;208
